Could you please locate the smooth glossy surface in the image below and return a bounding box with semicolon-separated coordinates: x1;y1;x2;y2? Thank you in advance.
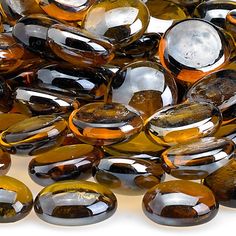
110;61;178;120
82;0;150;48
159;19;231;84
69;102;143;146
161;137;235;180
226;9;236;39
34;180;117;226
47;24;114;67
0;176;33;222
214;122;236;144
29;144;104;186
142;180;219;226
0;77;13;113
93;157;165;195
0;115;68;155
0;149;11;175
146;102;222;146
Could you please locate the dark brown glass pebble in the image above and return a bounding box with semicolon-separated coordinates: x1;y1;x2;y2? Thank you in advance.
0;76;13;112
0;149;11;175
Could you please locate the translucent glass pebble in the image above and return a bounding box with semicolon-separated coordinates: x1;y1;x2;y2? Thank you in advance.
0;149;11;175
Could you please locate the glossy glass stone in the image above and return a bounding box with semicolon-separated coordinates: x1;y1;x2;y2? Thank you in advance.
29;144;104;186
0;115;68;156
226;9;236;39
146;102;222;146
0;149;11;175
61;132;83;146
204;159;236;208
36;0;95;21
170;0;201;13
161;137;235;180
93;157;165;195
186;69;236;123
82;0;150;48
34;180;117;226
159;19;231;85
47;24;115;67
0;176;33;222
110;61;178;120
142;180;219;226
0;77;13;113
69;102;143;146
215;122;236;144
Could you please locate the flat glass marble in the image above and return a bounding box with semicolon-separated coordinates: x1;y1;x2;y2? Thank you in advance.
142;180;219;226
226;9;236;39
0;149;11;175
34;180;117;226
0;114;28;132
0;176;33;223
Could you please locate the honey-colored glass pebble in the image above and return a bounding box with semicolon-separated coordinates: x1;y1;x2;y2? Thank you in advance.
204;159;236;208
161;137;235;180
47;24;114;67
0;115;68;156
69;102;143;146
226;9;236;40
82;0;150;48
159;19;231;85
36;0;95;21
0;176;33;222
146;102;222;146
0;149;11;175
215;122;236;144
34;180;117;226
142;180;219;226
93;157;165;195
29;144;104;186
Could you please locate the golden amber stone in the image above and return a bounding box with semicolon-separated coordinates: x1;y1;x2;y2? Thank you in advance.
159;19;231;85
29;144;104;186
142;180;219;226
69;102;143;146
93;157;165;195
0;77;13;113
145;102;222;146
214;122;236;144
0;115;68;155
0;149;11;175
82;0;150;48
161;137;235;180
204;159;236;208
34;180;117;226
226;9;236;40
36;0;95;21
0;176;33;223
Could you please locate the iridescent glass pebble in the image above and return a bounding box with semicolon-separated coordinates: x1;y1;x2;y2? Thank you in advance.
34;180;117;226
69;102;143;146
159;19;231;84
93;157;165;195
110;61;178;120
0;115;68;155
47;24;115;67
82;0;150;48
146;102;222;146
0;176;33;222
29;144;104;186
143;180;219;226
0;149;11;175
161;137;235;180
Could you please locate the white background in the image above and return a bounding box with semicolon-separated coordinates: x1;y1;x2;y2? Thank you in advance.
2;156;235;235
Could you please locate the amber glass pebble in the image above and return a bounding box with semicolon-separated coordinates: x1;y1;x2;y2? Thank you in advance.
29;144;104;186
110;61;178;120
0;115;68;156
161;137;235;180
0;176;33;222
34;180;117;226
69;102;143;146
0;77;13;113
82;0;150;48
215;123;236;144
226;9;236;40
0;149;11;175
93;157;165;195
159;19;231;84
47;24;114;67
204;159;236;208
146;102;222;146
142;180;219;226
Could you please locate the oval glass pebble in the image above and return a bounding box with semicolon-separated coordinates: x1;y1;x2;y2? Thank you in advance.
34;180;117;226
29;144;104;186
161;137;235;180
226;9;236;39
93;157;165;195
0;115;68;155
145;102;222;146
0;149;11;175
142;180;219;226
69;102;143;146
0;176;33;223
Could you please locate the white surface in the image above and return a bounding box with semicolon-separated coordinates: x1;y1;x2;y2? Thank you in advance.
3;156;236;235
